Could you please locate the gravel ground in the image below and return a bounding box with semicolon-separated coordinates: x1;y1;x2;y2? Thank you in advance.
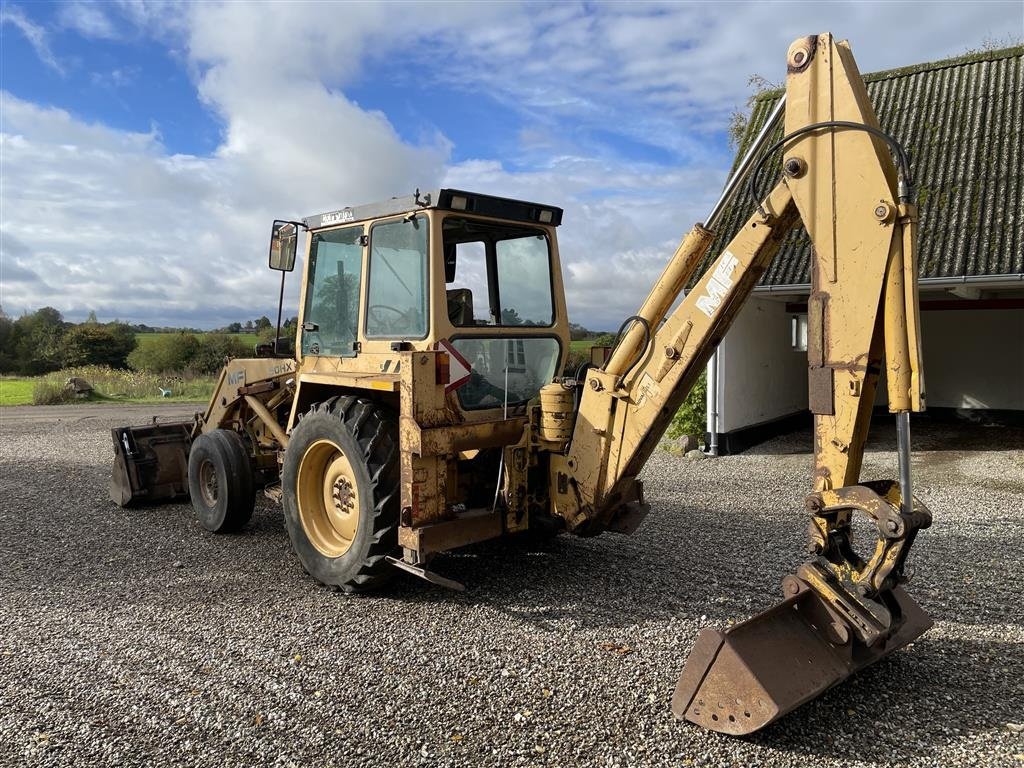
1;403;1022;768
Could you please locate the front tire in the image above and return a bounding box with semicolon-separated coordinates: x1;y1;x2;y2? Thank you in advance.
187;429;255;533
281;396;399;592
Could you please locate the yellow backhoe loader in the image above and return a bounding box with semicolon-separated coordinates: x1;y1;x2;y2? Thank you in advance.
111;34;932;735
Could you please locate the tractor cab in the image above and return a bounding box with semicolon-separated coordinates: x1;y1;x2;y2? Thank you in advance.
270;189;571;418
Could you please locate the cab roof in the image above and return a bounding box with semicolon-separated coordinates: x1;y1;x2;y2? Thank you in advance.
303;188;563;230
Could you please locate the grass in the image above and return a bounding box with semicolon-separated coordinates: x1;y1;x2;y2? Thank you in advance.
0;378;34;406
0;367;217;407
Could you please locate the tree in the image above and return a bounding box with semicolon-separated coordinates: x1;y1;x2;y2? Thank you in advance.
311;273;360;341
13;307;65;374
255;316;272;332
0;306;15;373
728;74;780;150
501;307;523;326
227;322;242;334
85;310;99;324
62;322;136;368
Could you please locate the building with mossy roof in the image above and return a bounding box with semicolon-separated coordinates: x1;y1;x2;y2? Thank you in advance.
699;45;1023;454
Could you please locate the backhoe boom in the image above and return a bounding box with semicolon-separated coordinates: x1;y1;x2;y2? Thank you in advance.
553;33;932;735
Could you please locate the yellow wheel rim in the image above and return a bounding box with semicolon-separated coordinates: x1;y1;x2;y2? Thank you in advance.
296;438;360;557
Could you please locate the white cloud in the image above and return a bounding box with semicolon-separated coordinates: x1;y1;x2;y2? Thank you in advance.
0;5;64;74
59;2;119;39
1;1;1020;330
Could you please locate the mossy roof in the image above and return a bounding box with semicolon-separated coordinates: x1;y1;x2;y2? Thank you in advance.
696;45;1023;288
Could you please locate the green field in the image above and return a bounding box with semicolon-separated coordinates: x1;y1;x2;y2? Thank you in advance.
134;331;261;350
570;339;597;354
0;378;34;406
0;369;215;407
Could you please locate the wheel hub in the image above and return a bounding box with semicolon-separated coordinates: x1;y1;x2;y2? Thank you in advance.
332;477;355;513
199;459;218;506
296;439;361;557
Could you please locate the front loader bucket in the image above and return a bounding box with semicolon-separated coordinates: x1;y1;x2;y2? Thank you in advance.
671;580;931;735
110;422;193;506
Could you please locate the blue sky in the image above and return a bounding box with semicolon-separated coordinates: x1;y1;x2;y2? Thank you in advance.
2;1;1021;329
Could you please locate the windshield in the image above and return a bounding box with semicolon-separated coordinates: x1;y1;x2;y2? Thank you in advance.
443;217;554;328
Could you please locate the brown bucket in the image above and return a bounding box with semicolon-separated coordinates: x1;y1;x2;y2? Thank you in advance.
110;422;193;506
671;576;931;735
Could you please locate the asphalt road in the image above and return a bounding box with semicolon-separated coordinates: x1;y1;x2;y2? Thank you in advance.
1;403;1022;767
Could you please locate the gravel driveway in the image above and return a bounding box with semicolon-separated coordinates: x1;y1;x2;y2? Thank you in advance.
1;403;1022;767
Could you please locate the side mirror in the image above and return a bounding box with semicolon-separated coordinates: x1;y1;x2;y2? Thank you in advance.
269;220;298;272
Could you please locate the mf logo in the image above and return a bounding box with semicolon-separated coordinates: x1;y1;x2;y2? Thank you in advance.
696;251;739;318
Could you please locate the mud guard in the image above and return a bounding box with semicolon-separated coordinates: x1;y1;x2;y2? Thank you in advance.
672;578;931;735
110;422;193;506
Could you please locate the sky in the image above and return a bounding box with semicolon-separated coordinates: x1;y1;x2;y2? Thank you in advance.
1;1;1021;330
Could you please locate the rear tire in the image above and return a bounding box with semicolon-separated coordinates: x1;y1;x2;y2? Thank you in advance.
281;396;399;592
187;429;255;533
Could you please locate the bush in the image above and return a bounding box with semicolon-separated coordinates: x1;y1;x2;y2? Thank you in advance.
190;334;249;374
128;332;249;374
128;333;202;373
667;370;707;440
32;379;75;405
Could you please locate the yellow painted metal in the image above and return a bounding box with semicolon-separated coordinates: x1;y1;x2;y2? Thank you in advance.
560;182;799;528
199;357;296;433
296;438;360;557
243;395;289;448
899;203;925;412
538;383;575;442
604;223;714;378
783;33;925;489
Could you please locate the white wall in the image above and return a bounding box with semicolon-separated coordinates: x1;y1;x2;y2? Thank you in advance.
715;297;807;433
717;303;1024;434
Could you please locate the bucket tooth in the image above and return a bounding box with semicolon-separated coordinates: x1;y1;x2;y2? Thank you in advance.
672;581;931;735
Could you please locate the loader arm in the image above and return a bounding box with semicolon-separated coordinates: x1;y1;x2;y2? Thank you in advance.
554;33;931;734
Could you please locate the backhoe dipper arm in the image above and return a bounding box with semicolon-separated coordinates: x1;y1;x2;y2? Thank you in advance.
552;34;932;735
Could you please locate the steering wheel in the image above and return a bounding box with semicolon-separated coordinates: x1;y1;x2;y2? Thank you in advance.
367;304;407;332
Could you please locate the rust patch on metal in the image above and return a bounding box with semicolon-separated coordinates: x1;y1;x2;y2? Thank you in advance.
787;35;818;74
673;576;930;735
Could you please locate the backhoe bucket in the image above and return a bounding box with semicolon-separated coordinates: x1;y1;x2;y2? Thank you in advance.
110;422;193;506
671;579;931;735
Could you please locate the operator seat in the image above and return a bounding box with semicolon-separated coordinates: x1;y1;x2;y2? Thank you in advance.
447;288;474;326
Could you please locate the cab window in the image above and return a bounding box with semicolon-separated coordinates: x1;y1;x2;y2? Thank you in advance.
365;216;429;338
301;225;363;357
443;217;554;327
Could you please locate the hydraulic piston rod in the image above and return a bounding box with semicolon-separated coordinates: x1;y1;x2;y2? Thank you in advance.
897;411;913;518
